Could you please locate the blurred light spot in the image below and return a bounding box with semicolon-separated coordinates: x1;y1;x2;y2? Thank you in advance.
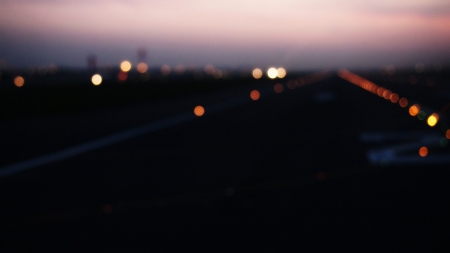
175;65;185;75
120;61;132;72
14;76;24;87
161;65;171;75
409;104;420;116
377;87;385;97
225;187;235;197
446;129;450;139
316;172;326;182
440;138;448;147
274;83;283;93
91;74;102;85
399;98;408;107
267;68;278;79
427;113;439;127
194;105;205;116
277;67;286;78
419;147;428;157
382;90;392;100
287;79;296;89
102;204;113;214
212;70;222;79
418;111;426;120
252;68;262;79
118;71;128;81
137;62;148;73
390;93;399;103
250;90;260;100
204;64;214;75
409;75;417;85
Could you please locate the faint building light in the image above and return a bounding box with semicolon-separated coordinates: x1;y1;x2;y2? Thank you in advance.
274;83;283;93
14;76;24;87
399;98;408;107
91;74;102;85
204;64;214;75
252;68;263;79
250;90;260;100
120;61;132;72
409;104;420;116
267;68;278;79
427;113;439;127
161;65;171;75
194;105;205;116
276;68;286;78
419;147;428;157
136;62;148;73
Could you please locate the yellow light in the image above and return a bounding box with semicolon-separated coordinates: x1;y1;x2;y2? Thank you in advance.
14;76;24;87
409;104;420;116
277;67;286;78
427;113;439;127
419;147;428;157
267;68;278;79
120;61;132;72
91;74;102;85
204;64;214;74
194;105;205;116
136;62;148;73
252;68;262;79
250;90;260;100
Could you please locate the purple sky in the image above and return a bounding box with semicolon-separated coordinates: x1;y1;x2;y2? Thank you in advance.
1;0;450;70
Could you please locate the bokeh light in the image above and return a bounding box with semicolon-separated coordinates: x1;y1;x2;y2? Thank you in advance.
120;60;132;72
161;65;171;75
267;68;278;79
250;90;260;100
91;74;102;85
194;105;205;116
277;68;286;78
14;76;24;87
427;113;439;127
409;104;420;116
136;62;148;73
399;98;408;107
418;111;427;120
118;71;128;81
204;65;214;75
252;68;262;79
419;147;428;157
274;83;283;93
390;93;399;103
446;129;450;139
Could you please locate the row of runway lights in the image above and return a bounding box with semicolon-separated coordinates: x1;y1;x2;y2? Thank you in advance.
338;69;450;157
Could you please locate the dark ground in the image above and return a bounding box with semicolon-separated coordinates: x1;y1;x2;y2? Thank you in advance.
1;69;450;252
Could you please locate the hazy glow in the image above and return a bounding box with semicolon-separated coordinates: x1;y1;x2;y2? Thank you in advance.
91;74;102;85
252;68;263;79
427;113;439;127
446;129;450;139
250;90;260;100
409;104;420;116
118;71;127;81
419;146;428;157
274;83;283;93
277;68;286;78
267;68;278;79
120;61;132;72
204;65;214;75
14;76;24;87
399;97;408;107
136;62;148;73
194;105;205;116
161;65;171;75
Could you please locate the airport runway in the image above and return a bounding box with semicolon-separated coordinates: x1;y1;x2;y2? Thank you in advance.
1;71;449;251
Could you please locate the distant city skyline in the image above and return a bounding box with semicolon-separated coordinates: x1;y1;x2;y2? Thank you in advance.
1;0;450;70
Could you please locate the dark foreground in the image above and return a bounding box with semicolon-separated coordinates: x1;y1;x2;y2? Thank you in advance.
1;69;450;251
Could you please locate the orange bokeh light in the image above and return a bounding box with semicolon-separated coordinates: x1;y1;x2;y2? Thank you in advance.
14;76;24;87
274;83;283;93
399;98;408;107
250;90;260;100
137;62;148;73
390;93;399;103
409;104;420;116
118;71;128;81
194;105;205;116
252;68;263;79
446;129;450;139
419;147;428;157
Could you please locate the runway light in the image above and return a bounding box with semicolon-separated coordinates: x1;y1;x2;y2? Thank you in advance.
252;68;262;79
14;76;24;87
267;68;278;79
277;67;286;78
194;105;205;116
419;147;428;157
427;113;439;127
274;83;283;93
136;62;148;73
399;98;408;107
120;61;132;72
250;90;260;100
91;74;102;85
409;104;420;116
